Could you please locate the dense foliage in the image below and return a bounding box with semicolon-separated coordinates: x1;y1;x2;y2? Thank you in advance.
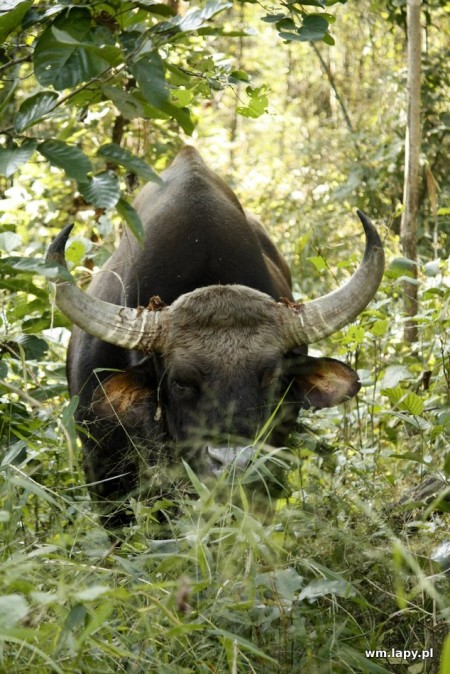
0;1;449;672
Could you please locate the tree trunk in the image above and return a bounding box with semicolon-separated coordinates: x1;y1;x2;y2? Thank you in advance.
400;0;422;343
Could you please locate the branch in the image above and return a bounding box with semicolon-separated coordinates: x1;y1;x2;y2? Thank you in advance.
312;43;354;134
0;55;31;76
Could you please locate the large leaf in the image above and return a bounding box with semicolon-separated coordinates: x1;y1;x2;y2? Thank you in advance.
0;0;32;43
101;85;145;120
33;7;110;90
299;578;356;601
131;52;170;109
14;91;59;132
77;172;120;209
152;0;232;34
116;197;145;243
98;143;162;184
382;386;424;416
177;0;232;32
10;256;73;282
298;14;331;41
131;53;194;134
51;25;122;66
0;139;37;178
38;140;92;181
279;14;331;43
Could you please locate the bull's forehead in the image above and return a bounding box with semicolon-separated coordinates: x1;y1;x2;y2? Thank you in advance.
167;284;286;332
162;286;288;365
166;328;284;368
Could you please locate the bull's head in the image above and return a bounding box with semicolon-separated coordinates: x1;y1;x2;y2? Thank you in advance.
47;211;384;476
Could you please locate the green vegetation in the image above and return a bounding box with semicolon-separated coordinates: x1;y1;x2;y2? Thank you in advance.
0;1;449;672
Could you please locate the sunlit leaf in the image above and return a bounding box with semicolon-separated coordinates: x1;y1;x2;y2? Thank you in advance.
0;0;32;43
131;53;194;134
33;7;110;89
0;140;37;178
38;140;92;181
307;255;327;272
0;231;22;252
116;197;145;243
14;91;59;132
77;172;120;209
98;143;162;184
299;578;356;601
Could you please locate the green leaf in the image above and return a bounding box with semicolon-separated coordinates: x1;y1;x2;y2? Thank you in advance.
261;13;289;23
381;365;412;389
369;318;389;337
131;52;169;108
293;0;325;5
98;143;162;184
178;0;232;31
256;568;304;601
236;86;269;119
6;335;49;360
133;0;175;16
131;53;194;134
62;396;79;428
401;392;424;416
228;69;250;84
0;595;29;629
77;172;120;209
299;578;356;601
382;386;424;416
116;198;145;243
439;631;450;674
0;231;22;252
0;140;37;178
169;88;195;107
65;237;91;265
46;24;121;67
322;32;335;45
387;256;418;280
298;15;330;42
14;91;59;132
102;85;145;120
33;8;109;90
0;0;33;43
38;140;92;181
10;256;72;281
307;255;327;272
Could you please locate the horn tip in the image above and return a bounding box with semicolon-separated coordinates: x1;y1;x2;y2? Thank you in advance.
356;209;383;250
46;223;74;267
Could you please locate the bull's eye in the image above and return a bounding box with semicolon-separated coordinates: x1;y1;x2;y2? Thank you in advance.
172;379;198;397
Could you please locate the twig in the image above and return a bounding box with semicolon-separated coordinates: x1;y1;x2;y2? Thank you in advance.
312;43;354;134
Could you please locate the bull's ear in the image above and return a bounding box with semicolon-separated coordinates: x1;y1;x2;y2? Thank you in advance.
92;361;157;426
288;356;360;409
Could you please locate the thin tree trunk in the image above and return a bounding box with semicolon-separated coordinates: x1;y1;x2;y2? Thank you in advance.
400;0;422;343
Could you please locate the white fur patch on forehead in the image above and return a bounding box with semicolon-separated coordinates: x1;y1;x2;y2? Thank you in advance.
168;284;280;330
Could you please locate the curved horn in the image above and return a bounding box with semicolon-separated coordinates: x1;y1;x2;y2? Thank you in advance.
283;210;385;346
46;224;167;352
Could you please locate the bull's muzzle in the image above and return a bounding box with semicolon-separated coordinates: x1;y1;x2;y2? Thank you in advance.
206;445;254;476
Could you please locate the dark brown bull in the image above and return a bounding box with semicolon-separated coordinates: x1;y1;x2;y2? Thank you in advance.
47;146;384;527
